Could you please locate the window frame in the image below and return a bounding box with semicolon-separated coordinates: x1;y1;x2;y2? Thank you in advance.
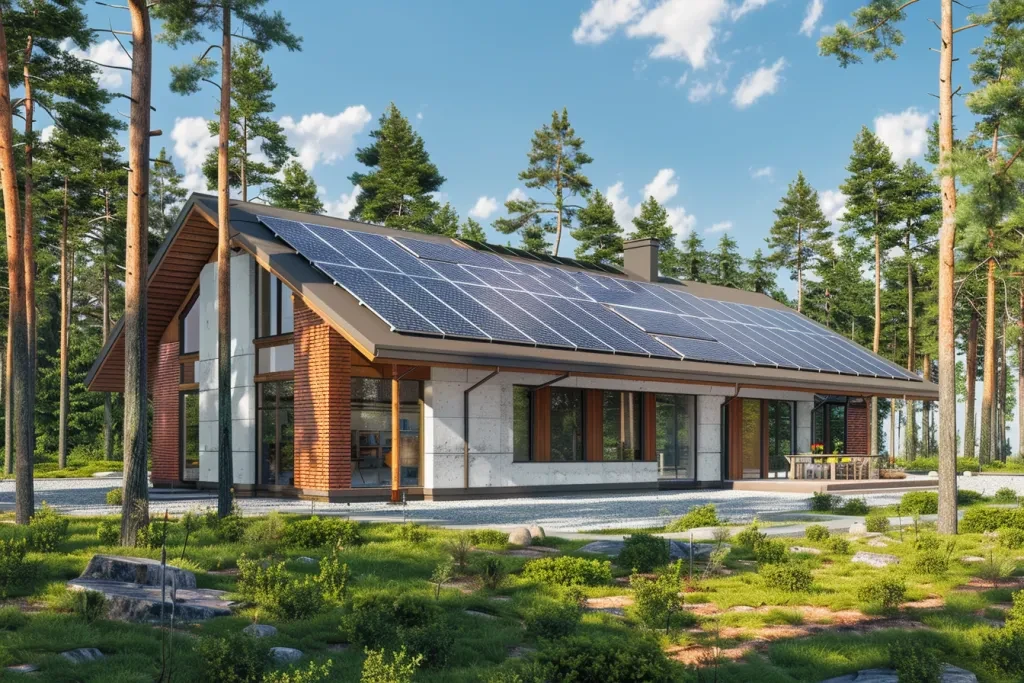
601;390;643;462
256;269;294;340
179;389;200;482
256;380;295;487
178;290;200;356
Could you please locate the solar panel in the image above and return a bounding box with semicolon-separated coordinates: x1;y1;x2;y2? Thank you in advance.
257;215;921;382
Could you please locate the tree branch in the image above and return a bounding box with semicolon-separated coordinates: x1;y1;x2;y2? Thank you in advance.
82;58;131;72
850;0;922;39
953;21;984;33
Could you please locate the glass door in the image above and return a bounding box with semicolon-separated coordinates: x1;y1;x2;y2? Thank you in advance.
766;401;794;478
740;399;762;479
656;394;695;479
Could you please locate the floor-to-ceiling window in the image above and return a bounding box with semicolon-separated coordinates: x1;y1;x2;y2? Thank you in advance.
766;401;795;478
740;399;762;479
180;391;199;481
655;394;695;479
602;391;642;461
550;388;584;462
351;378;422;487
812;400;847;454
179;293;200;482
258;381;294;486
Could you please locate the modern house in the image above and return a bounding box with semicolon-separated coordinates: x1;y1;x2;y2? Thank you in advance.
86;194;938;501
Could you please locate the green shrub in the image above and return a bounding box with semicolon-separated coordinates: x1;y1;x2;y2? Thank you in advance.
911;551;949;575
105;488;123;506
360;647;422;683
524;598;583;640
753;538;788;565
857;576;906;611
629;571;692;630
865;510;890;533
838;497;869;515
97;519;120;545
805;524;831;542
957;489;985;506
73;589;107;624
284;516;362;548
810;492;839;512
474;555;508;590
213;507;247;543
29;503;70;552
960;506;1023;533
242;512;286;546
397;522;429;543
277;578;326;620
265;661;333;683
0;606;28;630
0;538;29;598
889;638;941;683
344;593;451;668
617;533;670;573
901;491;939;515
198;632;270;683
759;563;813;592
666;503;720;531
236;556;289;604
316;551;350;603
468;529;509;547
734;520;767;549
999;527;1024;550
825;535;851;554
531;635;674;683
520;556;612;586
982;628;1024;676
137;519;173;550
1006;589;1024;630
994;487;1019;504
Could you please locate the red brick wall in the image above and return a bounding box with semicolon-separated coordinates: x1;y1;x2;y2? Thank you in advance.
151;342;180;485
847;401;869;454
293;300;352;490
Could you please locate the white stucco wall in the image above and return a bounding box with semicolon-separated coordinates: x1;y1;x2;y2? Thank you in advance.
796;400;813;453
197;253;256;485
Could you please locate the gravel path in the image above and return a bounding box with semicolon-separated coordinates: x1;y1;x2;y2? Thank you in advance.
3;473;1021;533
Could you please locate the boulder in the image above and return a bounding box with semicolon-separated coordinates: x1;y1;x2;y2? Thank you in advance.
961;556;985;563
295;557;317;565
579;539;721;560
819;664;977;683
79;555;197;590
790;546;823;555
507;527;532;547
528;525;546;541
67;579;232;622
849;522;868;535
6;664;39;673
850;551;900;568
243;623;278;638
60;648;105;664
269;647;303;665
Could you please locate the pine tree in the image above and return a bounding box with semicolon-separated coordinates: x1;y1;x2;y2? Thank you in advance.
630;196;679;276
429;202;459;237
711;234;745;289
677;232;708;283
572;189;622;265
494;108;592;256
200;43;294;201
266;160;323;214
458;217;487;242
747;248;779;297
150;148;188;251
349;103;445;233
767;172;832;313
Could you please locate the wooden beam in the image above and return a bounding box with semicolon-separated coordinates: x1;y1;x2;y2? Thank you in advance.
391;364;401;503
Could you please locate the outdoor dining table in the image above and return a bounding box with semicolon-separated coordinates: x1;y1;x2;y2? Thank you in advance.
784;454;883;480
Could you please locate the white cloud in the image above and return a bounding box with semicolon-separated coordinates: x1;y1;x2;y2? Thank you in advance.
279;106;372;170
171;116;217;194
326;186;362;220
667;207;697;238
732;57;786;109
573;0;644;44
819;189;848;223
506;187;529;204
688;78;726;103
40;125;55;143
643;168;679;204
469;196;499;219
63;38;132;89
731;0;772;21
705;220;733;234
874;107;930;163
606;181;634;229
626;0;730;70
416;112;424;120
799;0;825;36
750;166;773;179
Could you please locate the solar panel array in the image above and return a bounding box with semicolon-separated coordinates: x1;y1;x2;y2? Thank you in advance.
257;215;920;382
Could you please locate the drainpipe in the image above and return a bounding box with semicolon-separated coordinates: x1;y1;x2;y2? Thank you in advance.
464;369;500;489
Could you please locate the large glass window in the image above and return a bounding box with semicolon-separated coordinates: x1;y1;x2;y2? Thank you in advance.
258;270;294;338
513;386;532;462
656;394;695;479
767;401;794;478
258;381;294;485
812;402;847;454
603;391;641;461
180;294;199;355
351;378;422;487
550;388;584;462
180;390;199;481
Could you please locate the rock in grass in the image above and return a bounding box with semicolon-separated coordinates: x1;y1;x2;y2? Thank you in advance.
269;647;303;664
850;551;899;568
849;522;868;535
789;546;822;555
60;648;105;664
6;664;39;673
528;525;546;541
79;555;197;589
508;527;532;547
243;623;278;638
819;664;977;682
295;557;317;565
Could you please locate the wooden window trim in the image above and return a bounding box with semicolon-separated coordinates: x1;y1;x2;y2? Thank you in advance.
254;332;294;349
254;370;295;384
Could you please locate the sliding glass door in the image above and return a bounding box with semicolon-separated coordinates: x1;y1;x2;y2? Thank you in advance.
655;394;695;480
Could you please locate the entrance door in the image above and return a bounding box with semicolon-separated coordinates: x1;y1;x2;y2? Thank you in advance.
655;394;695;479
728;398;764;479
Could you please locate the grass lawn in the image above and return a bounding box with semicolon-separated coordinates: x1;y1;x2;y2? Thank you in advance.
0;507;1022;682
1;459;124;480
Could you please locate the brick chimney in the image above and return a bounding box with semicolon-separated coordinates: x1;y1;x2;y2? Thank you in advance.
623;238;659;282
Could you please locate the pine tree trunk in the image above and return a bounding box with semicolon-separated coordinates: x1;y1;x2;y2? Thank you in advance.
120;0;152;545
241;118;247;202
1018;288;1023;457
58;179;69;469
906;400;916;461
889;401;895;461
0;10;33;524
103;195;112;462
22;36;35;468
980;258;996;465
998;318;1007;461
965;311;978;459
870;234;880;456
922;355;932;455
3;335;10;475
217;6;234;517
796;228;803;314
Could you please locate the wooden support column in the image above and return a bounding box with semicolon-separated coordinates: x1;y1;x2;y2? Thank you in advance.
391;364;401;503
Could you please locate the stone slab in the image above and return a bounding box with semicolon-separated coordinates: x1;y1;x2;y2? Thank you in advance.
60;648;104;664
79;555;197;590
270;647;303;664
67;578;232;622
579;539;720;561
820;665;977;683
850;551;900;568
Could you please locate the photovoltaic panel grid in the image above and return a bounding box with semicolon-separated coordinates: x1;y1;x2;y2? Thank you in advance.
257;215;921;382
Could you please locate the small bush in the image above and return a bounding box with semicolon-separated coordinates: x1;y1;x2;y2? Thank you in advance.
237;556;289;604
983;628;1024;677
316;551;350;603
810;492;839;512
137;519;172;550
734;520;767;549
344;593;451;668
198;632;270;683
957;489;985;506
265;661;333;683
0;606;28;630
73;589;107;624
805;524;830;542
105;488;123;506
617;533;670;573
277;578;326;619
477;556;507;590
361;647;422;683
629;571;691;630
993;487;1019;504
911;551;949;575
397;522;429;543
0;538;29;598
531;635;675;683
999;527;1024;550
469;529;509;547
753;538;788;565
1005;589;1024;629
524;598;583;639
284;516;362;548
444;532;473;571
824;535;851;555
666;503;720;532
961;507;1024;533
29;503;70;552
521;556;612;586
759;563;813;592
857;576;906;611
837;497;869;515
865;510;890;533
889;638;941;683
97;519;120;545
243;512;286;546
213;507;247;543
901;491;939;515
